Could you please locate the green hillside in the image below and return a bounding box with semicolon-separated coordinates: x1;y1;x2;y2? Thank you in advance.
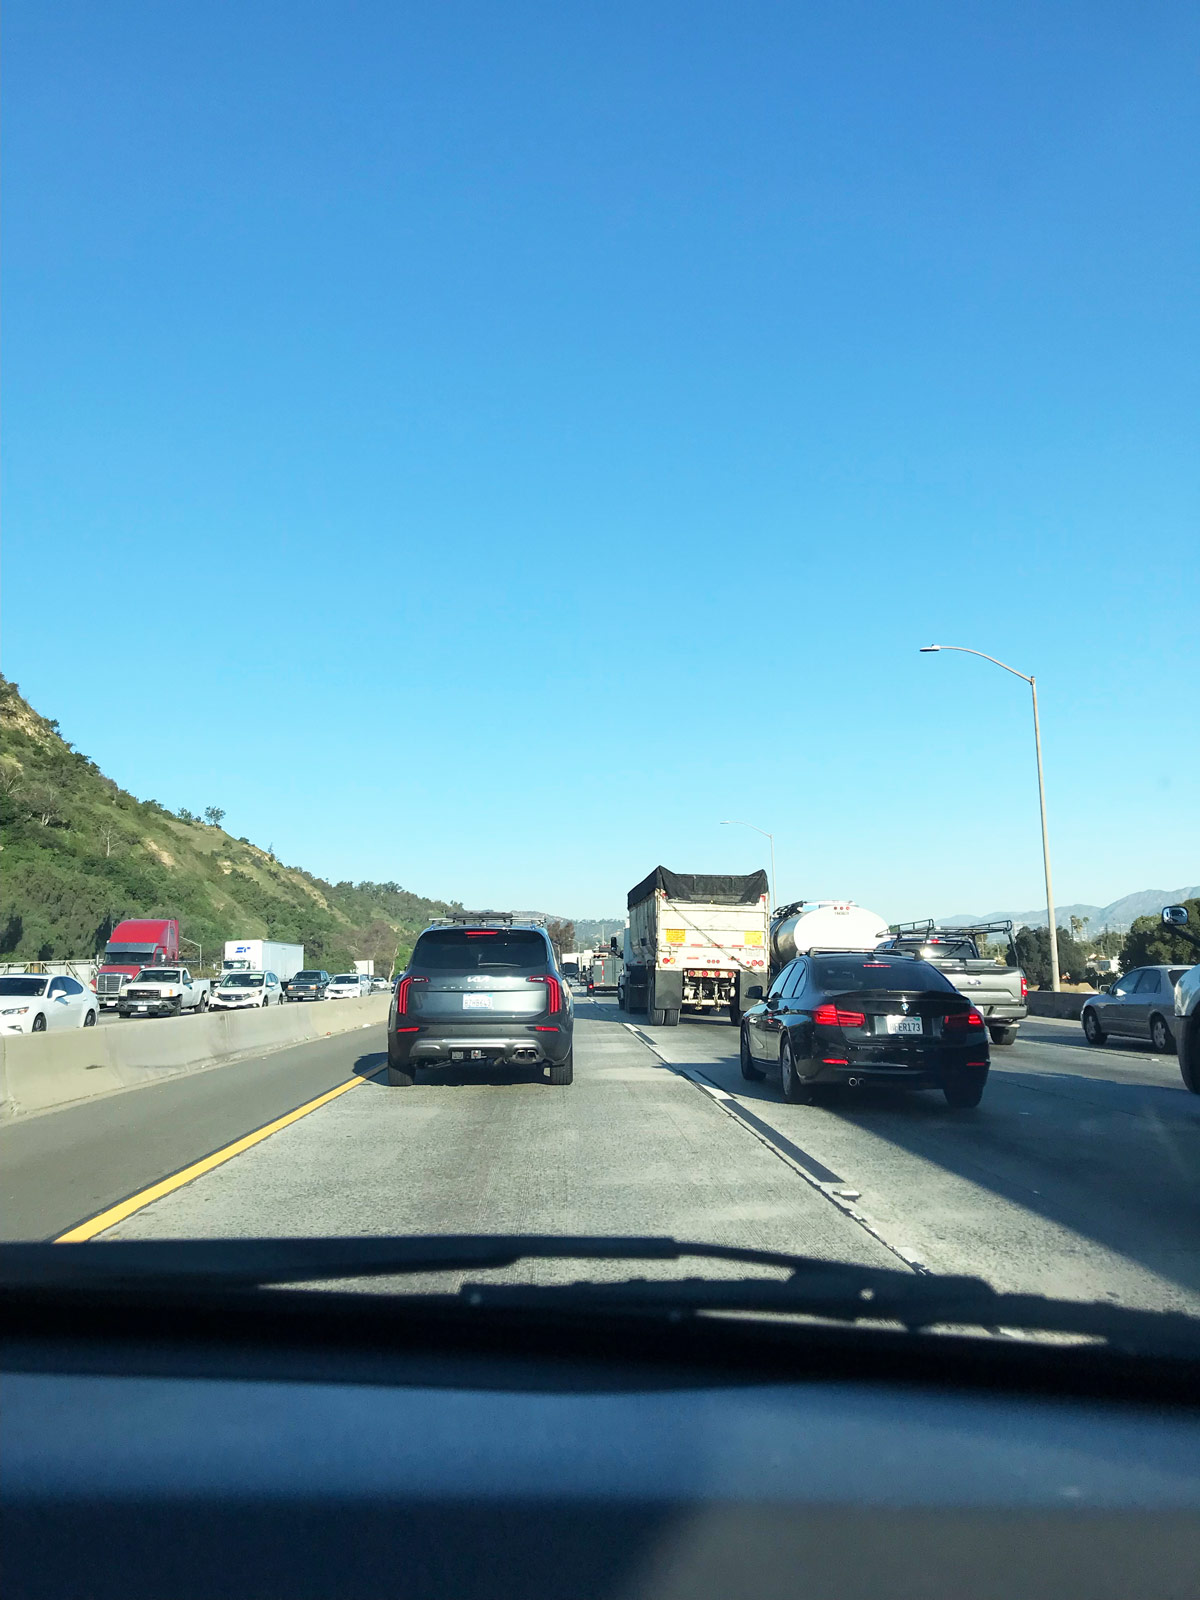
0;676;457;976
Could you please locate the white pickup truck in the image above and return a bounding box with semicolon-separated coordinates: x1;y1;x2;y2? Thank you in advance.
118;967;212;1019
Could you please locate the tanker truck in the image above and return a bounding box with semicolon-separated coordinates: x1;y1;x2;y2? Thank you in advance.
769;901;890;975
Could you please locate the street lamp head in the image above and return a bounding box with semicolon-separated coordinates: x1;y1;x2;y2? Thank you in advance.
919;645;941;653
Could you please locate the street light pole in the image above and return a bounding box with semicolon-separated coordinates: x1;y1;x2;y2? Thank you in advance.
721;820;776;914
920;645;1059;991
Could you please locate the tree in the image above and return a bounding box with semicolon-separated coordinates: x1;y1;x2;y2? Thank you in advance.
204;806;226;828
1014;925;1093;987
178;807;197;823
99;818;120;858
21;781;66;828
545;918;576;960
1119;900;1200;971
1070;915;1089;943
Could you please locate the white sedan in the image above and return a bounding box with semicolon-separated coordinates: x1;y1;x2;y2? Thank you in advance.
209;971;284;1010
326;973;370;1000
0;974;99;1034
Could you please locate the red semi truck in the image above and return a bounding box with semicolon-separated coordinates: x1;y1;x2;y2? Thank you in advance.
95;918;180;1011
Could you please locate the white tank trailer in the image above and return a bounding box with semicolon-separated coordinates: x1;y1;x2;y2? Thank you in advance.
769;901;890;974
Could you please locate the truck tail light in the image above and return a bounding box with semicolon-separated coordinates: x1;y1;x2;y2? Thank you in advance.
528;976;561;1014
395;976;427;1015
813;1004;866;1028
943;1010;985;1031
1020;975;1028;1001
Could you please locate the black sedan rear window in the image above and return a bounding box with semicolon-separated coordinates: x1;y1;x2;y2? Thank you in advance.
812;957;957;993
409;929;550;974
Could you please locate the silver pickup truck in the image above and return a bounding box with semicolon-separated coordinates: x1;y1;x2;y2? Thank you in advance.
876;920;1028;1045
118;967;212;1018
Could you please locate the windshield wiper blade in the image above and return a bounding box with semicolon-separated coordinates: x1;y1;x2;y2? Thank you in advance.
0;1234;871;1289
4;1235;1199;1354
457;1276;1200;1355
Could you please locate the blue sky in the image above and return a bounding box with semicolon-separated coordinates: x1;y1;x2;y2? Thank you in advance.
5;0;1197;920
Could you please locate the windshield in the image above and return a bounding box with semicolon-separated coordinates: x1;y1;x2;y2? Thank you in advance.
4;7;1199;1378
812;957;958;993
0;977;48;997
410;930;550;973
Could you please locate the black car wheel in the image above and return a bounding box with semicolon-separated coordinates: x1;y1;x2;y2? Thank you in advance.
1150;1014;1173;1054
740;1026;764;1081
32;1014;47;1033
83;1010;97;1027
548;1050;573;1086
988;1023;1017;1046
1082;1009;1105;1045
943;1072;986;1109
779;1036;806;1104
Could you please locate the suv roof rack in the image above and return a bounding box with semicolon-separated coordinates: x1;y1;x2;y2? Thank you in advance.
427;911;546;928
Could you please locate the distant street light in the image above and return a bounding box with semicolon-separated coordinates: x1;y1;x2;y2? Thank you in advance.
721;820;776;915
920;645;1059;991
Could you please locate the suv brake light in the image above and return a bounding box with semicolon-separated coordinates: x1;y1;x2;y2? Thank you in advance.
813;1004;866;1028
528;975;562;1014
395;976;428;1015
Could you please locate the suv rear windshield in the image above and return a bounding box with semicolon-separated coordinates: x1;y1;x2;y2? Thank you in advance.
812;956;958;993
883;938;979;960
409;929;551;974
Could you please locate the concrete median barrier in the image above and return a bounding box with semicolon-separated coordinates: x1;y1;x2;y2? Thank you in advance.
0;994;390;1121
1026;989;1098;1020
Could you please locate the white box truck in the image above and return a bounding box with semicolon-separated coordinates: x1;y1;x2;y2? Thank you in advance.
354;959;375;977
222;940;305;981
623;867;771;1027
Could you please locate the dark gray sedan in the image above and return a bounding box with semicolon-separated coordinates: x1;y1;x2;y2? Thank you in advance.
1081;966;1190;1053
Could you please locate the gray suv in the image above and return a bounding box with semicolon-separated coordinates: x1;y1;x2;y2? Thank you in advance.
1081;965;1190;1053
386;917;574;1087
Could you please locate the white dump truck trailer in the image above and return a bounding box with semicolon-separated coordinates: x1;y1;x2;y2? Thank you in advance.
769;901;891;974
623;867;771;1026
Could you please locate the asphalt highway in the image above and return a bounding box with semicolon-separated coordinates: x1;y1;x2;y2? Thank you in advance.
5;995;1200;1314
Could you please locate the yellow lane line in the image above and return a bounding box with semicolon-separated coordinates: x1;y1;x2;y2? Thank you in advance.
55;1073;375;1243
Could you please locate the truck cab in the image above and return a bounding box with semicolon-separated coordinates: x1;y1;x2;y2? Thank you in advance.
95;919;180;1010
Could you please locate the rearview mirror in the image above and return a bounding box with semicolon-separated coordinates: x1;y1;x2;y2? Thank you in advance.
746;984;764;1001
1163;905;1190;927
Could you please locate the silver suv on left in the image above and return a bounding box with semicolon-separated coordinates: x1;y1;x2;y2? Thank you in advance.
387;916;574;1087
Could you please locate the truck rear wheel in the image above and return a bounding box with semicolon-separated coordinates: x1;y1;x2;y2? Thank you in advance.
988;1023;1017;1046
663;1008;680;1027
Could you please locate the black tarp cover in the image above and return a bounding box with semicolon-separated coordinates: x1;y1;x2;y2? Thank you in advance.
627;867;769;909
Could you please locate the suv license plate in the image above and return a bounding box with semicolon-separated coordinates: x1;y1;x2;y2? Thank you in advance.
463;994;493;1009
886;1015;922;1036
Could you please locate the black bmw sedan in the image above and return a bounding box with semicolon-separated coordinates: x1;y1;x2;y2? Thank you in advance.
740;950;990;1108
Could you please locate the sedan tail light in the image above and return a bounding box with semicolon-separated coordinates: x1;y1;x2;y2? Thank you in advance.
528;976;562;1014
943;1010;985;1031
812;1004;866;1028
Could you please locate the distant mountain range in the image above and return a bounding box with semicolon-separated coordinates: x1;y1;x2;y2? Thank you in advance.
937;887;1200;935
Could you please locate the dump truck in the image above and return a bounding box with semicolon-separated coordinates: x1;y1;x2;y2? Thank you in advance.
623;867;770;1026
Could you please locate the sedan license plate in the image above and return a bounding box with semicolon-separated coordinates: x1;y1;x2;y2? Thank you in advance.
462;994;493;1010
885;1015;922;1036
